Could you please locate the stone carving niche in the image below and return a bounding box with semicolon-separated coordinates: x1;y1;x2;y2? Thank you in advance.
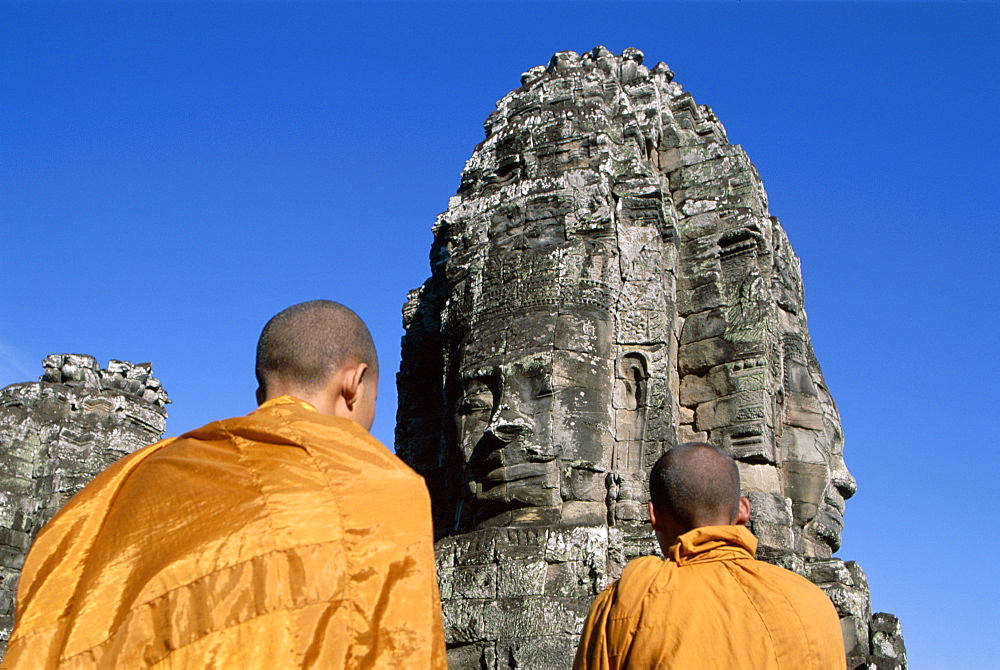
397;47;905;669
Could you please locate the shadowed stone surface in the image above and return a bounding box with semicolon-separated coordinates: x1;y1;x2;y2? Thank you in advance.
397;47;905;669
0;355;168;653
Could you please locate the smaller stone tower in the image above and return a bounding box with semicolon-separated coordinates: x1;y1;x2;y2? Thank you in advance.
0;354;169;651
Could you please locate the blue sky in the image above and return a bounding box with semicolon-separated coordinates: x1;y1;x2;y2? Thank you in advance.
3;2;998;666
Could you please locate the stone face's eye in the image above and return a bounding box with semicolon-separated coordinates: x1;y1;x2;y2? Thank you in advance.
539;385;588;400
458;396;491;414
534;386;554;400
458;382;494;415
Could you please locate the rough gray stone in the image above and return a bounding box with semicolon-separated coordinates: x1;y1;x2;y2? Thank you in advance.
0;356;168;655
869;613;907;669
397;46;904;668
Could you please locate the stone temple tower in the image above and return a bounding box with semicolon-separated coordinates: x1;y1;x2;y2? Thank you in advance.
0;354;169;652
396;47;905;668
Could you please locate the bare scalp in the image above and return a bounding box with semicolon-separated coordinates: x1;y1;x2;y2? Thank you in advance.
649;441;741;531
255;300;378;394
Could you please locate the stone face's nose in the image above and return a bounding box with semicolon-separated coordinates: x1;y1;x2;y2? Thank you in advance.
831;457;858;501
485;412;533;443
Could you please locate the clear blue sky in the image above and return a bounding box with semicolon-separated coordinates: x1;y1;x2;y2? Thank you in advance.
3;2;997;666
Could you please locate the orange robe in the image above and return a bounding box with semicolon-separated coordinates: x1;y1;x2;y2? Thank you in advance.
574;525;845;670
4;396;446;669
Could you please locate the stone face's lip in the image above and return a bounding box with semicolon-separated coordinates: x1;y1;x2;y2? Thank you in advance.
815;507;845;548
482;462;553;483
825;491;847;516
816;512;844;552
479;442;556;469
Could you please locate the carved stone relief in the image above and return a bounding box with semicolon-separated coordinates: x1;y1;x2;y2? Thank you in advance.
397;47;905;669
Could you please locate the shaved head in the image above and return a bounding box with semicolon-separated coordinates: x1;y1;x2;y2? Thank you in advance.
649;442;741;532
255;300;378;395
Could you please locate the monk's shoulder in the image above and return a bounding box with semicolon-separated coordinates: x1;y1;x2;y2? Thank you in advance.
23;435;176;562
132;427;247;485
620;554;666;580
750;559;839;612
751;558;820;590
217;406;429;500
298;416;423;478
614;555;672;605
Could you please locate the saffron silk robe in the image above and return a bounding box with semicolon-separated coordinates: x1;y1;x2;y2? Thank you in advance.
4;396;446;669
575;525;846;670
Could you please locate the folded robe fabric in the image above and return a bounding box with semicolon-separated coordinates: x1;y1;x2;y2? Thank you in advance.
4;395;446;669
574;525;846;670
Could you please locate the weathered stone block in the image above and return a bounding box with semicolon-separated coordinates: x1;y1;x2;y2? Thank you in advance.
443;599;503;644
452;531;499;567
0;530;29;552
783;391;825;430
679;211;724;241
496;596;590;639
747;491;793;552
738;462;782;495
544;561;595;598
496;527;548;559
559;501;606;525
818;580;871;623
870;612;906;666
679;308;727;344
712;423;776;464
676;424;708;443
497;636;580;669
679;337;736;375
784;461;827;524
695;395;738;431
449;564;499;599
447;641;495;669
0;548;23;572
841;615;870;666
679;374;715;407
679;280;723;316
758;549;805;576
544;526;608;565
497;557;547;598
554;313;614;355
806;558;855;587
779;425;826;464
562;469;606;503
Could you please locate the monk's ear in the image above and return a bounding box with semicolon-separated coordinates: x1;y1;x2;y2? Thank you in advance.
340;362;369;408
733;496;751;526
255;386;265;406
648;501;660;531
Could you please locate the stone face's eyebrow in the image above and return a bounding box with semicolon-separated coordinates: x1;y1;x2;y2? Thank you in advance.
507;351;554;376
459;366;497;382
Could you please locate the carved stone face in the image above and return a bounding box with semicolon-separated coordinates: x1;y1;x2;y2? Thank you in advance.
814;447;857;552
808;391;857;554
781;381;857;555
454;308;614;528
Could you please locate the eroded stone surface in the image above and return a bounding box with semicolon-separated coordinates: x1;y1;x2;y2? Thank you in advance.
0;355;168;652
397;47;905;668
